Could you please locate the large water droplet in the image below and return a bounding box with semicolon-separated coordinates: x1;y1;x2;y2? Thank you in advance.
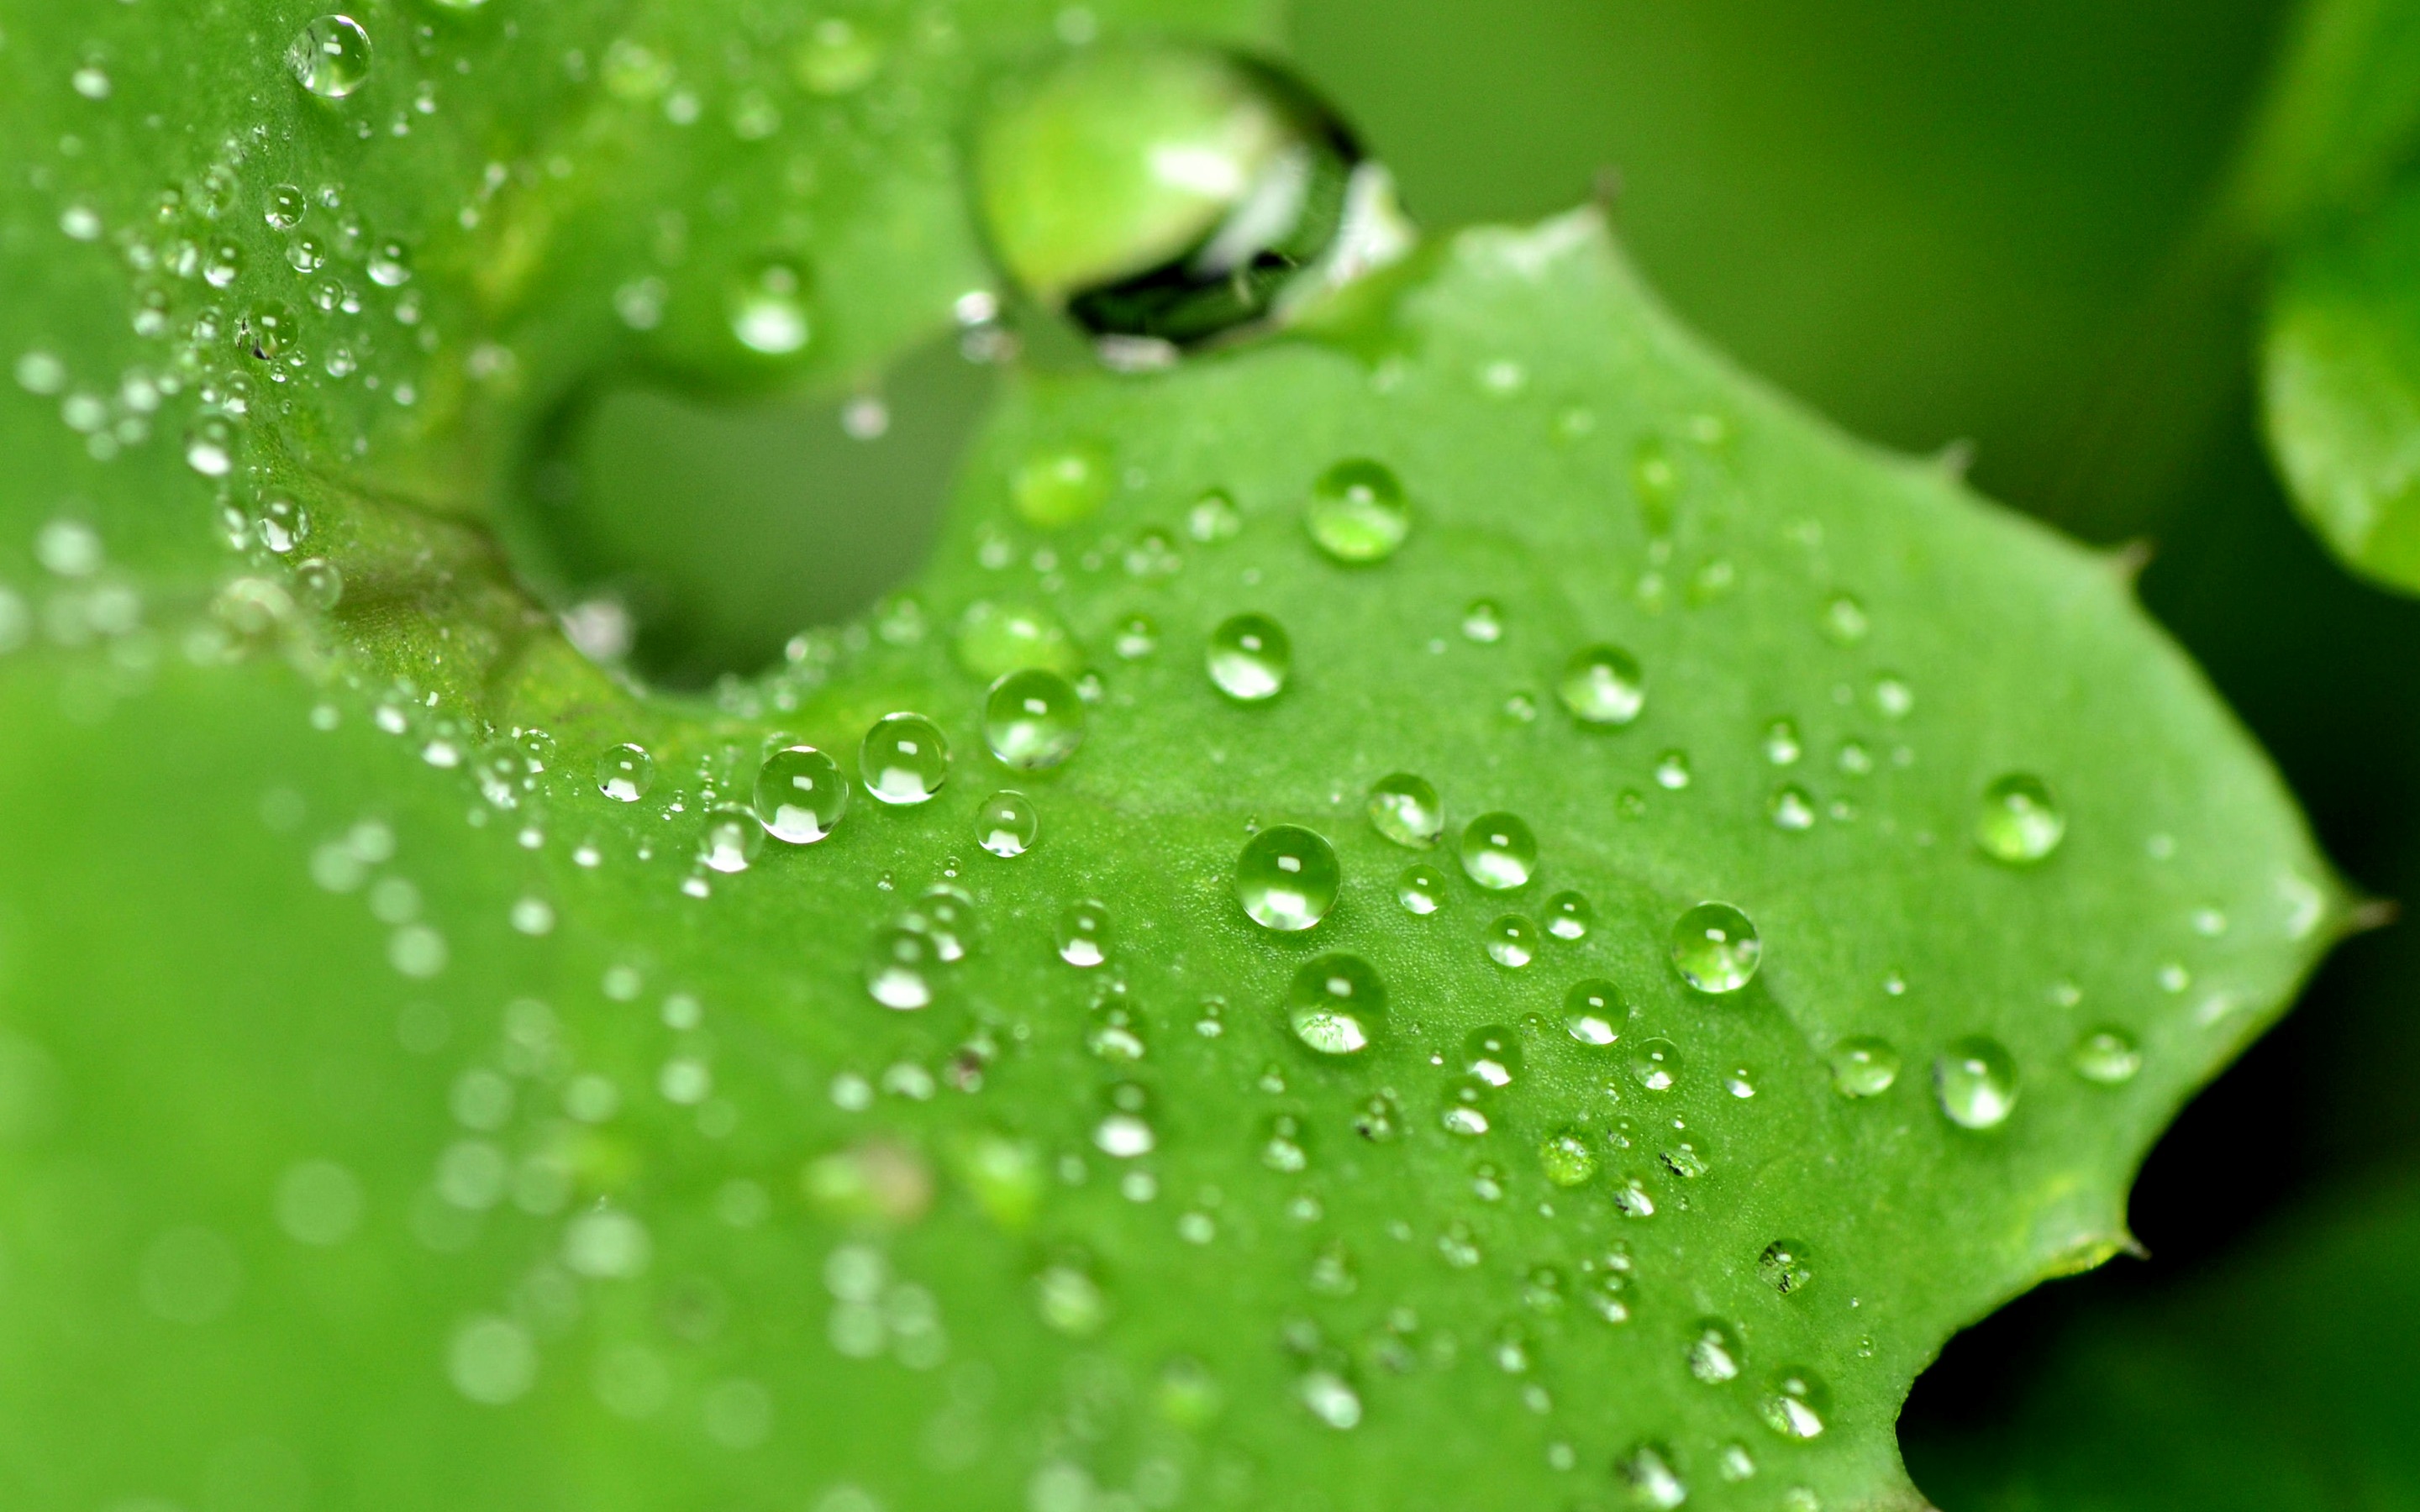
1759;1240;1813;1294
1286;953;1384;1054
1829;1037;1901;1098
1759;1369;1831;1440
1367;772;1444;848
1235;824;1341;932
1207;612;1291;701
1057;900;1112;967
2072;1027;2142;1085
976;790;1040;858
860;713;950;805
1559;644;1646;727
1459;811;1537;890
699;806;765;874
984;669;1086;770
971;45;1383;348
756;745;846;843
1396;863;1446;915
1934;1037;2019;1129
596;743;655;804
1976;774;2065;864
1305;459;1411;564
1564;979;1629;1046
1670;901;1760;993
289;15;373;98
1484;915;1539;968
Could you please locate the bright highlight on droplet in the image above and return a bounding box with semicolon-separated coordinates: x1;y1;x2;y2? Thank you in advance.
698;805;765;874
1934;1036;2019;1129
1558;643;1646;727
1057;899;1112;966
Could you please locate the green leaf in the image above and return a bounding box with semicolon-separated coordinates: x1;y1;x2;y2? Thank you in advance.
1903;1168;2420;1511
0;4;2343;1511
2264;175;2420;591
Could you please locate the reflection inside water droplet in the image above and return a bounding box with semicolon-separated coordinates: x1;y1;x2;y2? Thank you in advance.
1305;458;1411;564
976;790;1040;858
597;743;655;804
1564;979;1628;1046
1459;811;1537;890
1235;824;1341;932
1670;901;1760;992
860;712;950;805
1367;772;1444;849
756;745;846;843
1934;1036;2019;1129
1207;612;1292;701
1286;953;1384;1054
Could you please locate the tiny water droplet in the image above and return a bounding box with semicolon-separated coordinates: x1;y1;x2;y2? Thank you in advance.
1298;1370;1363;1431
1395;863;1447;915
1187;489;1242;543
729;260;813;355
1564;979;1629;1046
1367;772;1444;849
1829;1037;1901;1098
1484;914;1539;968
289;15;373;99
976;790;1040;858
1976;774;2065;864
699;806;765;874
1616;1441;1687;1510
1769;785;1817;831
860;713;950;805
755;746;846;843
1686;1320;1744;1383
1013;442;1113;530
1629;1037;1681;1092
597;744;655;804
1460;598;1505;643
1306;459;1411;563
1235;824;1341;931
1286;953;1384;1054
1113;614;1158;659
1460;811;1538;890
1934;1036;2019;1129
984;668;1086;770
1759;1369;1831;1440
1207;612;1291;701
1654;750;1692;790
1559;644;1646;727
1670;901;1760;993
1873;675;1914;720
1759;1239;1813;1294
1056;900;1112;968
1544;890;1591;940
2071;1027;2142;1085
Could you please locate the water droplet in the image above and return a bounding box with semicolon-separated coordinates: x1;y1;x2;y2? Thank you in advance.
1629;1037;1681;1091
1934;1037;2019;1129
755;746;847;843
1367;772;1444;848
1822;595;1869;645
1759;1240;1813;1294
983;669;1086;770
1670;901;1760;993
1113;615;1158;659
1298;1370;1363;1431
1616;1441;1687;1509
1564;979;1629;1046
1686;1320;1744;1383
1306;458;1411;563
972;45;1381;347
1539;1131;1598;1187
1187;489;1243;543
1829;1037;1900;1098
1769;785;1817;831
729;260;813;355
1543;890;1592;940
597;744;655;803
1484;914;1539;968
1034;1263;1107;1336
289;15;373;99
1461;598;1504;643
860;713;950;805
1206;612;1292;701
1465;1025;1523;1086
1759;1368;1830;1440
699;806;765;874
1056;900;1113;968
265;184;308;231
1873;675;1915;720
1459;811;1538;890
1558;644;1647;727
1094;1111;1155;1158
1654;750;1692;790
2071;1027;2142;1085
865;926;938;1010
1976;774;2065;864
1286;953;1384;1054
1013;442;1113;529
976;790;1040;858
1235;824;1341;932
1396;863;1447;915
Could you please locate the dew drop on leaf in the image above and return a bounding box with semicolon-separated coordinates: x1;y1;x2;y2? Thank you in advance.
983;668;1086;770
975;790;1039;858
1654;749;1692;790
1465;1025;1523;1086
1770;785;1818;831
264;184;308;231
288;15;373;100
1056;900;1112;968
1976;773;2065;864
1306;458;1411;564
1234;824;1340;932
1484;914;1539;968
728;260;813;355
1686;1320;1745;1383
1538;1131;1597;1188
865;925;938;1010
1207;612;1291;701
2071;1026;2143;1085
1013;442;1112;529
1934;1036;2020;1129
698;805;764;874
1461;598;1504;643
1829;1037;1902;1098
1629;1037;1681;1091
596;743;655;804
1395;863;1446;915
1459;811;1538;890
860;713;950;806
1564;979;1629;1046
1367;771;1444;848
1544;890;1591;939
1760;1368;1832;1441
1759;1239;1814;1294
1617;1441;1687;1509
1559;643;1647;727
1186;488;1242;543
1670;901;1760;993
755;746;847;844
1286;953;1384;1054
